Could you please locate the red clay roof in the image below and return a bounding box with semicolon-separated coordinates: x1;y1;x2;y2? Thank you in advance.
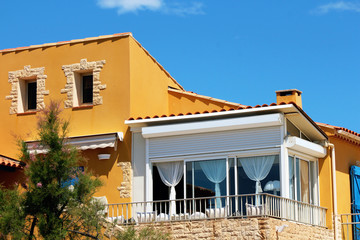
0;155;23;169
317;122;360;138
127;101;294;121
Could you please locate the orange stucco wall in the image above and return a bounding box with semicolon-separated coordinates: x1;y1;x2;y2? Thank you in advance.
168;90;239;114
331;137;360;216
318;125;360;238
318;149;334;229
128;37;178;118
319;127;360;216
331;137;360;240
0;36;132;204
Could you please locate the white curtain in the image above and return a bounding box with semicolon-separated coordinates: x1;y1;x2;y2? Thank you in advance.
199;159;226;208
239;155;275;194
155;161;183;215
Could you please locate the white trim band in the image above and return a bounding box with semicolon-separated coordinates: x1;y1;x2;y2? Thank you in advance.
285;136;326;158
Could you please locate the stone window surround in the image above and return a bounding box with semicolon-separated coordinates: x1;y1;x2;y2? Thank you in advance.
61;58;106;108
5;65;49;115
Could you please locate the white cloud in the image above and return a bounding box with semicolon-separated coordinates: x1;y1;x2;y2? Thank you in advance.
97;0;162;14
312;1;360;14
97;0;204;15
163;2;204;16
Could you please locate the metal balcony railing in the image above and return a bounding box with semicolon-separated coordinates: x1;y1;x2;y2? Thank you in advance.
106;193;327;227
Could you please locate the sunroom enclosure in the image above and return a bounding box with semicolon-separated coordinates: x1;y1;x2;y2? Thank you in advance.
126;108;328;226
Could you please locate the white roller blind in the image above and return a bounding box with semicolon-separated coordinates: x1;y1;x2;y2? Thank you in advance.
149;126;281;159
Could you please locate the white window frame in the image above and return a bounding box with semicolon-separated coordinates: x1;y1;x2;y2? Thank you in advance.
288;154;319;205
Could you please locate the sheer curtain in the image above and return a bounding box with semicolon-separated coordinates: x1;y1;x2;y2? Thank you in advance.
300;160;309;203
199;159;226;208
239;155;275;194
155;161;184;215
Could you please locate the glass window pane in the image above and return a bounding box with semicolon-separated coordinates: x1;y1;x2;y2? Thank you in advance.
82;75;93;104
229;158;235;196
186;162;193;199
309;161;318;204
300;160;310;203
287;119;300;137
289;156;295;200
295;158;301;201
237;155;280;196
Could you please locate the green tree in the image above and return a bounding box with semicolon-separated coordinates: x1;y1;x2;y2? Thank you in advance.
0;102;103;239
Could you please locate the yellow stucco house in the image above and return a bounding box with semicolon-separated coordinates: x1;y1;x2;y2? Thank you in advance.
0;33;359;239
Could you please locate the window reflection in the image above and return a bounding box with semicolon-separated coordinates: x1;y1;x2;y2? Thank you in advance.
237;155;280;196
289;156;318;204
186;159;227;208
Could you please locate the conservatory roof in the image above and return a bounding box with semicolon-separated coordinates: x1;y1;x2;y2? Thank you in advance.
126;103;328;142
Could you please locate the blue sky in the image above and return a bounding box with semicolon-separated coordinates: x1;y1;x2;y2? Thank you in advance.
1;0;359;132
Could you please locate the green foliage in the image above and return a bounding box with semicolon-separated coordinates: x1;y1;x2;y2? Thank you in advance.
0;102;104;239
0;188;25;239
115;226;170;240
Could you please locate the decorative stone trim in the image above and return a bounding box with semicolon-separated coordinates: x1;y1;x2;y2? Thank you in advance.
117;162;132;198
61;58;106;108
5;65;49;114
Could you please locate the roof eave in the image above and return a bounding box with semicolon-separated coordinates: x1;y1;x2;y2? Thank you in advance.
125;104;328;141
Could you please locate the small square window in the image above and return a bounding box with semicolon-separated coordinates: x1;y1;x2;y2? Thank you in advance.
82;75;93;104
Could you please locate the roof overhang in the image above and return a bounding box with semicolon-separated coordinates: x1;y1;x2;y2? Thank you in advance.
336;130;360;144
142;113;283;138
26;132;123;154
125;104;327;141
0;155;24;169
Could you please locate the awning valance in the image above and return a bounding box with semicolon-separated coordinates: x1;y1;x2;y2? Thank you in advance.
27;132;123;154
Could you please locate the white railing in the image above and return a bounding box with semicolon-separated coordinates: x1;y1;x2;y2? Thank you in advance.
106;193;327;227
340;213;360;240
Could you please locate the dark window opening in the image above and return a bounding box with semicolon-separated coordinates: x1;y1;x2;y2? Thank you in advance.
82;75;93;104
27;81;37;110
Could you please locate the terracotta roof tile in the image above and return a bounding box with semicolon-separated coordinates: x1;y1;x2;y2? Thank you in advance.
127;102;327;140
0;155;23;169
127;102;294;121
317;122;360;139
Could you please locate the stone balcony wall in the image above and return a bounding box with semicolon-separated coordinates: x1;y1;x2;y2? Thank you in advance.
106;217;335;240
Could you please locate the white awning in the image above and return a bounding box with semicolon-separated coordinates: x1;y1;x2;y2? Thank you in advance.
27;132;123;154
286;136;326;158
